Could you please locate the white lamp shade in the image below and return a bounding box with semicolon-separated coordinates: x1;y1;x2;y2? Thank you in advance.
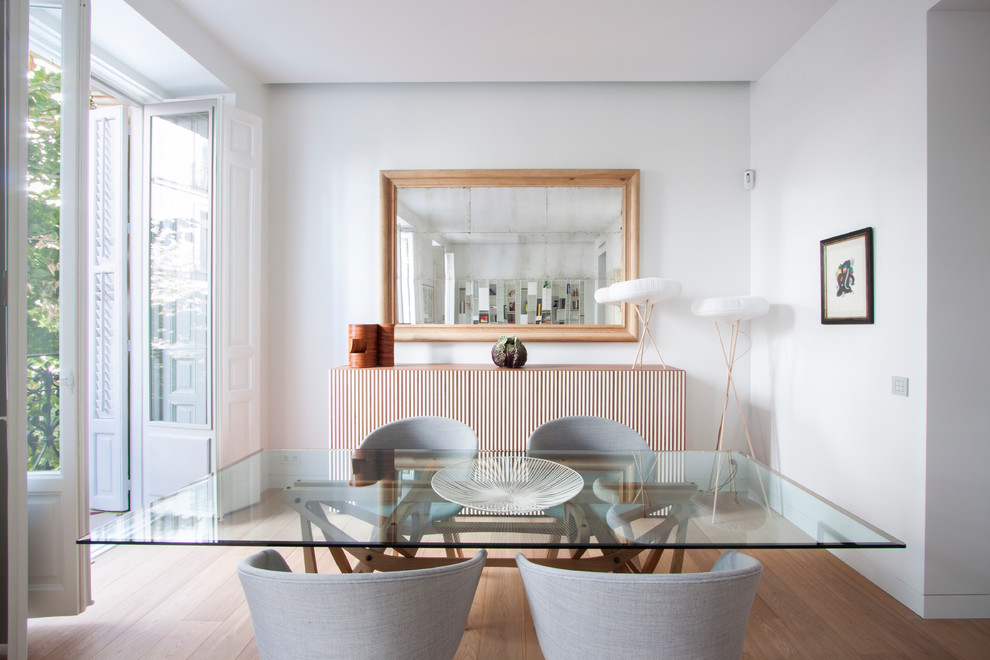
593;287;618;305
608;278;682;306
691;295;769;322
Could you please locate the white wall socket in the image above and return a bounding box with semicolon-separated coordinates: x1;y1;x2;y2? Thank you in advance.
892;376;909;397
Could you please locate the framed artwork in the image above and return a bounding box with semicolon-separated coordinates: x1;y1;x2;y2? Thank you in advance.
820;227;874;324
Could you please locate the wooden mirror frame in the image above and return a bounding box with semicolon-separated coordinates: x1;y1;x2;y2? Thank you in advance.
381;169;639;342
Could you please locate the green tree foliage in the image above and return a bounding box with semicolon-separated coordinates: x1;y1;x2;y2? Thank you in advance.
27;60;61;352
27;58;61;471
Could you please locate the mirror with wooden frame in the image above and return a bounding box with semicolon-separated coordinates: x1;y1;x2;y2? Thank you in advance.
381;169;639;342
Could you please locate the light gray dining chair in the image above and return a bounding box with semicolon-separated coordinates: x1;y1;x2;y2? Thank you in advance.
238;548;486;660
360;416;478;547
516;551;762;660
526;416;653;557
292;417;479;570
359;415;479;452
527;415;650;451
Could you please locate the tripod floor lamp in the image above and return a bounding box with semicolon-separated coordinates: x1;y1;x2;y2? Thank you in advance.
691;295;770;520
595;277;682;368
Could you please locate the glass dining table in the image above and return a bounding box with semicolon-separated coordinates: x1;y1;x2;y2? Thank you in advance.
79;449;903;574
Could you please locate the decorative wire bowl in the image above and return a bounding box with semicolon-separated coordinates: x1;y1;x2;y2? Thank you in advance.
431;456;584;514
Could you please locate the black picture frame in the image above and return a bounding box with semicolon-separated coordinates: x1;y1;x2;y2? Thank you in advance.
820;227;874;324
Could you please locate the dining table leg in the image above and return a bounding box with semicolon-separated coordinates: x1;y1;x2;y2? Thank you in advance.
303;547;318;573
640;548;664;573
329;547;354;573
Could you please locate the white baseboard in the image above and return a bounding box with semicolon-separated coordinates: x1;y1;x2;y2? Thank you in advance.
831;547;990;619
830;547;925;616
922;594;990;619
263;450;334;489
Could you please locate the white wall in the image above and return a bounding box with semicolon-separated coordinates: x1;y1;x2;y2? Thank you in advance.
926;6;990;617
750;0;933;615
267;82;752;451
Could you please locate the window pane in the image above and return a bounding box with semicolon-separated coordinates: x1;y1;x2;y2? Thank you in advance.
26;6;62;472
148;112;212;425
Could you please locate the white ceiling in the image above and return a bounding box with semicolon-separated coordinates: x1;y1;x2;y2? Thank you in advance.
102;0;839;90
91;0;225;99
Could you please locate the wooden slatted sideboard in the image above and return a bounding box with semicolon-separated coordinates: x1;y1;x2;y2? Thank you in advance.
329;364;685;451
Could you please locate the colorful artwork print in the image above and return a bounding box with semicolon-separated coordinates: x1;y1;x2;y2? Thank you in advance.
820;227;873;324
835;259;855;296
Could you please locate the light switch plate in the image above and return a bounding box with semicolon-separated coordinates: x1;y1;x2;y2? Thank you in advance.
892;376;909;397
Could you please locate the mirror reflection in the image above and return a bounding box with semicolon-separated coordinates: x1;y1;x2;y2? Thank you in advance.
396;186;624;326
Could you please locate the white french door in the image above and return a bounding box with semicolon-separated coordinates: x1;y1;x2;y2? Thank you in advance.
25;0;91;619
135;100;217;505
132;99;262;505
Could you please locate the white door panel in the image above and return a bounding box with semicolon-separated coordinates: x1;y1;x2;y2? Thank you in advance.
217;104;262;468
26;490;62;590
142;430;211;501
88;104;129;512
90;432;126;505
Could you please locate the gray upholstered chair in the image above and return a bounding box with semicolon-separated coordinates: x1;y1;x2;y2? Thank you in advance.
292;417;479;567
526;417;653;556
238;548;486;660
360;416;478;546
527;415;650;451
516;551;762;660
360;415;479;452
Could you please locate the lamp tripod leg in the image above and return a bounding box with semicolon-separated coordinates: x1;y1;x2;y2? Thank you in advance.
709;320;734;522
632;304;649;368
640;302;666;368
722;321;771;514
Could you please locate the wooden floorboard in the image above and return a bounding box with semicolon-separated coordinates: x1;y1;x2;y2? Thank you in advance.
27;545;990;659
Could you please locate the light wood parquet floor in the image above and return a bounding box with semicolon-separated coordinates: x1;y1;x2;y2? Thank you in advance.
26;543;990;659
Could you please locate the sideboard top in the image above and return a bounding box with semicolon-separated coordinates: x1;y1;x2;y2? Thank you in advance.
333;363;684;372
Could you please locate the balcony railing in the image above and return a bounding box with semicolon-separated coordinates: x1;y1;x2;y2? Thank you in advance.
27;353;60;471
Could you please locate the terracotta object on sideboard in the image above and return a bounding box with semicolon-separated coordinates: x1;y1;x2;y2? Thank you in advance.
348;324;378;368
377;323;395;367
348;323;395;367
349;448;395;486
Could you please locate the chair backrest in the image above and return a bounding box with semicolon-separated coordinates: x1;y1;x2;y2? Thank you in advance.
517;551;762;660
527;416;650;451
359;416;479;452
238;549;486;660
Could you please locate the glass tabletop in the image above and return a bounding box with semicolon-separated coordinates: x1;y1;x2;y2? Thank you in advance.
79;449;903;551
